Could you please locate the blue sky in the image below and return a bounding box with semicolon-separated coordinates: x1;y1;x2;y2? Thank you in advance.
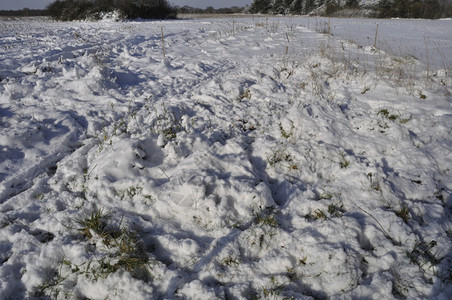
0;0;254;10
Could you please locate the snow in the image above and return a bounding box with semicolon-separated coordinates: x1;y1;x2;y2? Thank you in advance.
0;15;451;299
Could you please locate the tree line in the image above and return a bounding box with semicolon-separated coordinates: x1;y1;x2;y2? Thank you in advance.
377;0;450;18
0;5;247;19
175;6;246;14
0;2;247;19
0;9;50;17
249;0;452;18
2;0;450;19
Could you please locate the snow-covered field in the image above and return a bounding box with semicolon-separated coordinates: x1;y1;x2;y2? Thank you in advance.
1;16;451;299
304;17;452;69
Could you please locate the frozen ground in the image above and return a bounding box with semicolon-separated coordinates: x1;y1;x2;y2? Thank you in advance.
0;16;451;299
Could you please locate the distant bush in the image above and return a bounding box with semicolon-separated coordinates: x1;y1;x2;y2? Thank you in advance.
47;0;177;21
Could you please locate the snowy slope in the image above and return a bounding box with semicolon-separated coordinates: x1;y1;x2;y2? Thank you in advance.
0;16;451;299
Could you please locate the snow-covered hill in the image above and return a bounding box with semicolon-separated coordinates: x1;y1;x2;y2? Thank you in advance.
0;16;451;299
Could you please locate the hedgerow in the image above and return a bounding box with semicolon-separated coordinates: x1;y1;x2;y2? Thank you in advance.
47;0;177;21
